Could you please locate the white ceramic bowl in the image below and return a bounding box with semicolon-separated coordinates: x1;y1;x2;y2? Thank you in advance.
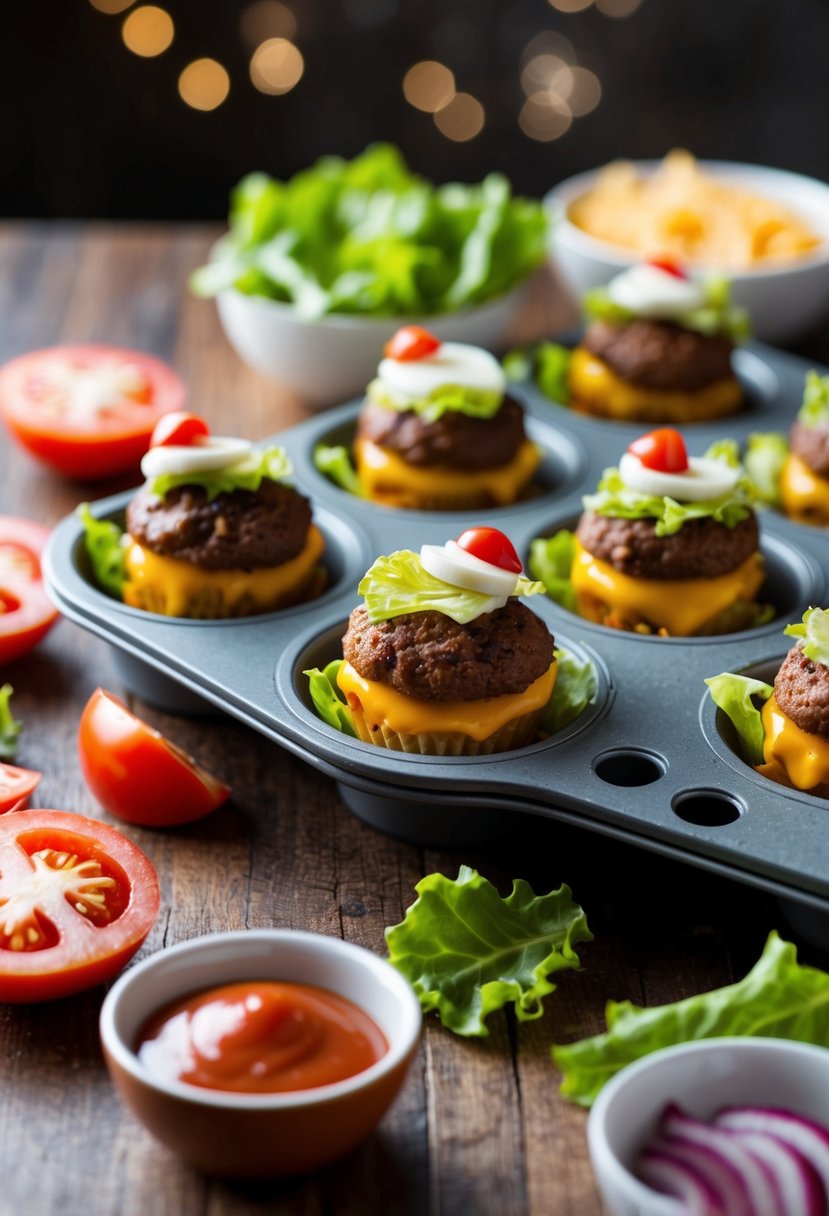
587;1037;829;1216
546;161;829;344
99;928;421;1178
216;284;525;409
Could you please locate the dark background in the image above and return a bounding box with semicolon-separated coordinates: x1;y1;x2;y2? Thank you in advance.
4;0;828;219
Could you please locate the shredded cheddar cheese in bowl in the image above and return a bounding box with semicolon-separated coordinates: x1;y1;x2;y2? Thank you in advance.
568;150;821;270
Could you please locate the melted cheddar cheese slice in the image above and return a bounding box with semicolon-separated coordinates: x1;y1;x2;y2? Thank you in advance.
568;348;742;423
758;695;829;792
336;659;556;742
354;437;540;509
123;525;325;618
571;537;765;637
779;454;829;525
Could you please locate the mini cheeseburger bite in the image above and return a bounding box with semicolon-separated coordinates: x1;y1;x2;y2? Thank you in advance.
568;260;749;423
83;412;324;618
779;371;829;526
568;428;766;636
345;326;539;509
317;527;556;755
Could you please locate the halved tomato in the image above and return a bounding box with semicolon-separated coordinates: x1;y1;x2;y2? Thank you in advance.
0;516;60;664
0;763;41;813
78;689;231;828
0;345;186;480
0;809;160;1002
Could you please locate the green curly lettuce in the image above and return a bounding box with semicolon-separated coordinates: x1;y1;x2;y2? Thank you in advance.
365;378;503;423
553;932;829;1107
385;865;591;1037
149;446;293;503
312;443;363;497
528;530;577;612
583;274;750;342
503;342;571;406
798;370;829;428
303;660;356;736
785;606;829;668
541;649;597;735
0;684;23;762
77;504;128;598
744;431;788;508
704;671;773;767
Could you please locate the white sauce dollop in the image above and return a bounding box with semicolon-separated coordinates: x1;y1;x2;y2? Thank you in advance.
141;436;253;479
607;264;706;320
618;451;740;501
420;540;519;599
378;342;506;404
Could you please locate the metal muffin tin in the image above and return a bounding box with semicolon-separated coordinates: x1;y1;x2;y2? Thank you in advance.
44;340;829;914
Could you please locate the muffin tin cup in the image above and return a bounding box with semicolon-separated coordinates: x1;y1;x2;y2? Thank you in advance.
43;338;829;915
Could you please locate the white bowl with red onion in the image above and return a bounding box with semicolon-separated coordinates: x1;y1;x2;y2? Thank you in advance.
587;1038;829;1215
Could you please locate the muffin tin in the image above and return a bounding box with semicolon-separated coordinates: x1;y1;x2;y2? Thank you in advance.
44;339;829;916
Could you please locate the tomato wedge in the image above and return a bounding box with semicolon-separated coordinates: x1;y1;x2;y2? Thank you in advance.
0;516;60;664
456;527;523;573
628;428;689;474
150;411;210;448
0;763;41;814
78;689;231;828
0;809;160;1002
0;345;186;480
384;326;441;362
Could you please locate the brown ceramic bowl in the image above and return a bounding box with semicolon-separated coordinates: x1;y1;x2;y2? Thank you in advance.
99;929;421;1178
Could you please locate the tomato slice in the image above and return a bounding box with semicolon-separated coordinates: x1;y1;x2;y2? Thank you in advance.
0;345;186;480
646;257;687;280
0;809;160;1002
150;411;210;448
0;516;60;664
627;428;689;473
455;527;523;573
383;326;441;362
0;763;41;814
78;689;231;828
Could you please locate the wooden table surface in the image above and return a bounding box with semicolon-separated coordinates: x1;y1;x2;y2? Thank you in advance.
1;222;827;1216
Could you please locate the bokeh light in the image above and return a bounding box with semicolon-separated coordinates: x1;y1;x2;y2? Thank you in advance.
521;31;575;68
567;66;602;115
521;54;574;99
403;61;455;113
250;38;304;94
596;0;642;15
519;93;572;142
434;93;485;142
547;0;593;10
178;59;230;111
89;0;135;13
121;5;174;56
241;0;297;48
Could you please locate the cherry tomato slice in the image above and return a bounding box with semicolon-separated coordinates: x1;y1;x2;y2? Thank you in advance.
456;527;523;573
78;689;231;828
150;411;210;448
383;326;441;362
0;517;60;665
0;808;160;1002
0;345;186;480
627;428;689;474
646;257;687;280
0;763;41;814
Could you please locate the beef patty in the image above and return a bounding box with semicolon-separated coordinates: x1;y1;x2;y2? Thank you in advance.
790;419;829;478
127;478;312;570
774;645;829;739
342;600;553;702
356;394;526;470
576;510;759;580
581;319;735;393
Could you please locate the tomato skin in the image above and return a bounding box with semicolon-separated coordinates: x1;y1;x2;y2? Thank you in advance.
455;527;523;573
0;516;60;664
383;326;441;362
0;763;41;814
78;689;231;828
0;345;186;480
0;809;160;1002
627;428;689;473
647;257;687;280
150;411;210;448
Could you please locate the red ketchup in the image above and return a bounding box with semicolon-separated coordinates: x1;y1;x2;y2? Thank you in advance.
136;981;388;1094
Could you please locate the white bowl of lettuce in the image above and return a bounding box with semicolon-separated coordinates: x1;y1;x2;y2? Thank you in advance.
193;145;549;409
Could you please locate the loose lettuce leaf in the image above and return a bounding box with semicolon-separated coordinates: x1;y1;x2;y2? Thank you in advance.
528;530;577;612
303;660;356;736
359;549;543;625
553;932;829;1107
799;370;829;428
385;865;592;1036
0;684;22;762
78;504;128;598
149;447;293;503
745;431;788;508
366;378;502;423
785;606;829;668
542;649;597;735
704;671;773;766
583;275;750;342
503;342;571;405
313;443;363;497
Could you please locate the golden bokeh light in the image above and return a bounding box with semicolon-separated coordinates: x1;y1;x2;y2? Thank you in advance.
241;1;297;49
434;93;485;142
121;5;174;57
519;93;572;142
89;0;136;13
567;66;602;115
402;61;455;113
596;0;642;15
250;38;304;95
178;58;230;111
547;0;593;11
521;31;575;69
521;54;574;99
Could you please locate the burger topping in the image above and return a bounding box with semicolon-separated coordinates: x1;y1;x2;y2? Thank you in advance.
617;430;741;503
628;428;689;473
606;262;706;319
368;340;506;423
140;436;253;479
420;533;522;599
150;411;211;448
383;326;441;362
456;527;523;573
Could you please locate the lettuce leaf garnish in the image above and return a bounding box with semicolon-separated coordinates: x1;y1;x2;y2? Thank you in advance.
552;932;829;1107
359;549;543;625
191;144;548;318
77;504;128;598
303;660;356;736
583;274;750;342
798;370;829;428
744;431;788;508
704;671;773;767
312;443;363;497
149;447;293;503
0;684;23;762
366;378;503;423
528;530;577;612
504;342;571;406
785;606;829;668
542;649;597;735
385;865;591;1036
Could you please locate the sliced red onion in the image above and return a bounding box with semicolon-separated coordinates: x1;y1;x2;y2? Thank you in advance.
661;1105;783;1216
638;1145;725;1214
715;1108;829;1204
722;1129;826;1216
646;1135;754;1216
